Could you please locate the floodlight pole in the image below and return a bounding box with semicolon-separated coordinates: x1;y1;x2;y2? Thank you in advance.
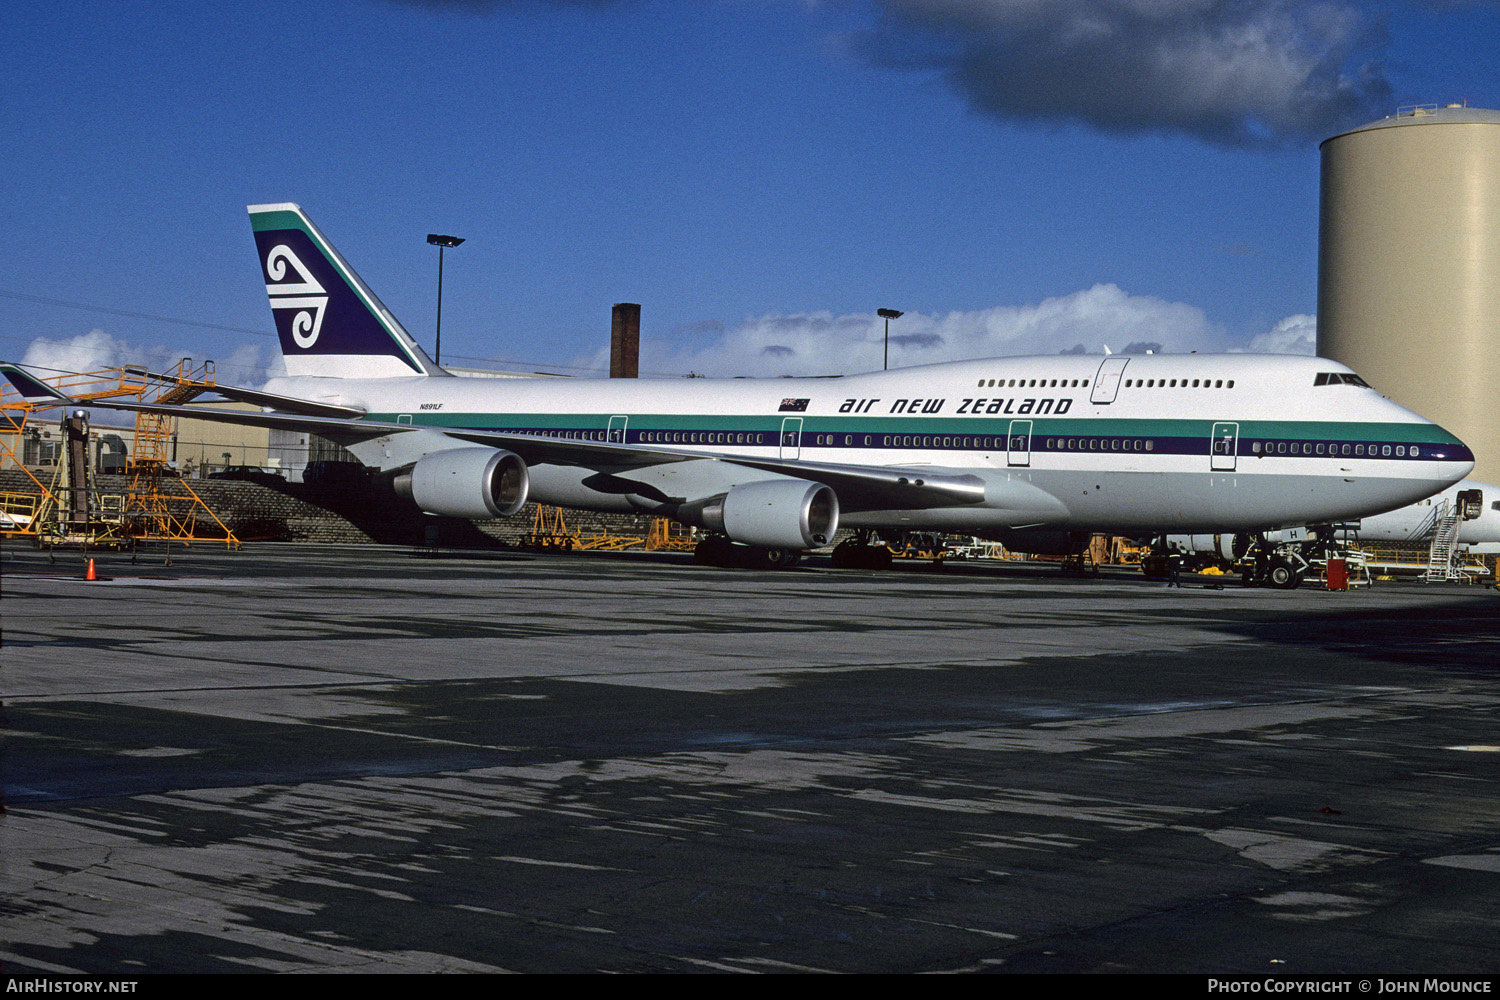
878;308;904;371
427;234;466;365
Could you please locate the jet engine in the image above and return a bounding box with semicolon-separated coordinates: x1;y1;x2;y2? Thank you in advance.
394;447;529;519
684;479;840;550
1169;534;1252;562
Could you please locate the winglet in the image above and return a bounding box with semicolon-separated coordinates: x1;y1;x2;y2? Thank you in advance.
0;364;72;402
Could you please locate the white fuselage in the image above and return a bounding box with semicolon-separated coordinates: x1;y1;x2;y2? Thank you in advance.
266;352;1474;535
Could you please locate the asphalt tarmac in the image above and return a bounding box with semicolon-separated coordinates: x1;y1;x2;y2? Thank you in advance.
2;541;1498;974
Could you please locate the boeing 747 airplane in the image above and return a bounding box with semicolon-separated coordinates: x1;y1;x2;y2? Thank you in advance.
2;203;1476;568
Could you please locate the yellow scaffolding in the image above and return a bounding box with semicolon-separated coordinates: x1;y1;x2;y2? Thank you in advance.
644;517;696;551
0;362;240;549
519;505;656;552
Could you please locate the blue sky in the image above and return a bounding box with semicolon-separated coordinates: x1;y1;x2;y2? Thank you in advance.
3;0;1498;384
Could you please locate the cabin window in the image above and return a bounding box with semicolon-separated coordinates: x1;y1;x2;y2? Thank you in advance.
1382;445;1391;456
1395;445;1405;457
1145;440;1154;451
1227;380;1235;388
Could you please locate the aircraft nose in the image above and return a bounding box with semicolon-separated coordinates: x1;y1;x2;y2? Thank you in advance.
1423;426;1475;486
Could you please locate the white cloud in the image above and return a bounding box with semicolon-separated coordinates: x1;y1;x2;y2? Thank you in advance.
20;330;270;387
1241;312;1316;354
588;283;1231;377
574;285;1320;377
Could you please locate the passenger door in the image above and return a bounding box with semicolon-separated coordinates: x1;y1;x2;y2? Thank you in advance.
1210;421;1238;471
608;415;628;443
779;417;803;460
1007;419;1032;468
1090;357;1131;404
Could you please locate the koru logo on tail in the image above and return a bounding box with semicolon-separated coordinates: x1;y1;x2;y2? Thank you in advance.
264;245;328;348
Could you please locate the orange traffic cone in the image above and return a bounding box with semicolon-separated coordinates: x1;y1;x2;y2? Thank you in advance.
84;558;97;581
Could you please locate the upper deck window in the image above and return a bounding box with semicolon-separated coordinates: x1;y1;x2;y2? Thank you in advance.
1314;372;1372;387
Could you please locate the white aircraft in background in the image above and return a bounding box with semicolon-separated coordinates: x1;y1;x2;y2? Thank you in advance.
1158;480;1499;584
1;203;1476;570
1351;480;1500;552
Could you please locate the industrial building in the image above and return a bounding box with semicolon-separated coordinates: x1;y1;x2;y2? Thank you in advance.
1318;103;1500;482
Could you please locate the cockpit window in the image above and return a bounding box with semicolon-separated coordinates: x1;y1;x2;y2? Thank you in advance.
1314;372;1372;387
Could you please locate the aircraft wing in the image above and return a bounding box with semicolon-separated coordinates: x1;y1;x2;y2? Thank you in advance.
3;364;988;511
445;430;989;511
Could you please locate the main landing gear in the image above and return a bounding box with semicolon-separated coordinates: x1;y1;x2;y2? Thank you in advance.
1240;543;1309;590
829;532;894;570
693;535;803;570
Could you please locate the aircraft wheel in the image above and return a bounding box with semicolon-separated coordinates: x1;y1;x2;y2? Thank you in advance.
1267;558;1297;589
761;547;797;570
738;546;792;570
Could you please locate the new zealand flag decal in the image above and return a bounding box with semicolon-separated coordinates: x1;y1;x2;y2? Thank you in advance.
779;398;810;412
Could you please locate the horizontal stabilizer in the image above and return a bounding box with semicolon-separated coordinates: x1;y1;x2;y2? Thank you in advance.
208;383;366;418
0;364;72;403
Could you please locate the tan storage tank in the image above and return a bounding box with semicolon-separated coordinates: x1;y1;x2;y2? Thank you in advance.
1317;104;1500;480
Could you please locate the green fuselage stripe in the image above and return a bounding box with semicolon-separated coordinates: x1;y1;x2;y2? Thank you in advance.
368;411;1449;444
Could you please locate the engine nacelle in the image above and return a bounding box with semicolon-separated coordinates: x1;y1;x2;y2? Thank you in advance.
394;448;529;519
1169;534;1244;561
689;479;840;550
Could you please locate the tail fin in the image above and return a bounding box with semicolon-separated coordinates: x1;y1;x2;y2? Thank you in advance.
249;203;447;379
0;363;75;402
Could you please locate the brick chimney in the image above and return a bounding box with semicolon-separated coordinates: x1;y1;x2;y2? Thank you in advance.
610;302;640;378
